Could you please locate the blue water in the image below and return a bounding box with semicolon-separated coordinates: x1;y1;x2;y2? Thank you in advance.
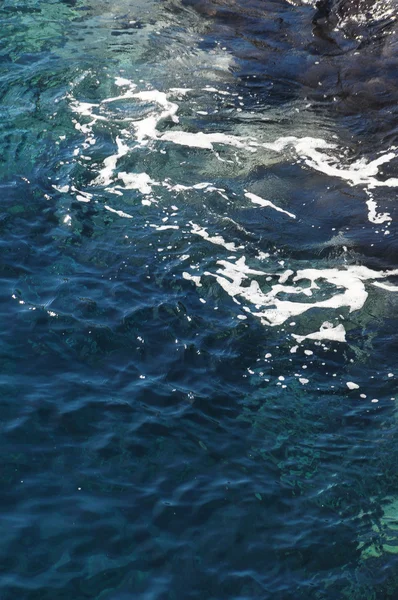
2;0;398;598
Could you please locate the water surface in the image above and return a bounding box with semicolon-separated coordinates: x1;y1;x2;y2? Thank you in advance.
1;0;398;598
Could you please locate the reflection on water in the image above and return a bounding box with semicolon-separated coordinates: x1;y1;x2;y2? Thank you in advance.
1;0;398;598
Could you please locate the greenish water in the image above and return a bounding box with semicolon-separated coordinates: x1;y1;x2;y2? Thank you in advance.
1;0;398;598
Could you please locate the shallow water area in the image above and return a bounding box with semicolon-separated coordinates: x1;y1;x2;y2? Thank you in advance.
2;0;398;598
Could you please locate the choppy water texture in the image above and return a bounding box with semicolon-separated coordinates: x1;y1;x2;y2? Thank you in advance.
2;0;398;597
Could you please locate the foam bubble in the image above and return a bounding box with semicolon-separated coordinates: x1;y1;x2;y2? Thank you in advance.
347;382;360;390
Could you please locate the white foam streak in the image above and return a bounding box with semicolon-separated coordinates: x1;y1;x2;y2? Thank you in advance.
271;137;395;179
165;181;214;192
190;222;242;252
71;187;93;203
104;205;133;219
92;137;129;186
160;131;255;151
263;136;397;188
372;281;398;291
164;181;228;199
202;87;231;95
245;191;296;219
263;136;397;223
150;224;179;231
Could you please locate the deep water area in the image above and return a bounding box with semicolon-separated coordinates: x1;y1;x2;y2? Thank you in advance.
2;0;398;598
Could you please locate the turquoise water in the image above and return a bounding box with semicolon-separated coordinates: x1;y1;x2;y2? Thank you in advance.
2;0;398;598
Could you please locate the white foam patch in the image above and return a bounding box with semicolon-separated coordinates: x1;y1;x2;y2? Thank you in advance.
69;98;108;136
182;272;202;287
74;81;251;153
292;322;347;344
71;83;255;179
245;191;296;219
365;190;391;224
53;184;70;193
209;257;398;330
128;90;180;144
141;198;157;206
118;172;159;195
69;83;396;229
169;88;193;95
69;84;180;176
115;77;137;88
70;100;100;118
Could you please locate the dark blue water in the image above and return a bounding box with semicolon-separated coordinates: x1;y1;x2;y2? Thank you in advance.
2;0;398;598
